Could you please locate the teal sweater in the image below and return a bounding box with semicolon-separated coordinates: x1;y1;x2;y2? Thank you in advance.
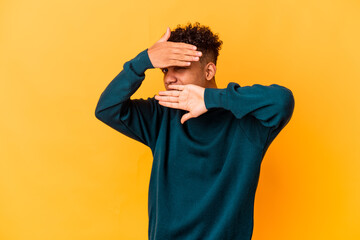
95;49;295;240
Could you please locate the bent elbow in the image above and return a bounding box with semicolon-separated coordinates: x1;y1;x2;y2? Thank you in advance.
266;85;295;128
276;87;295;129
95;109;101;120
281;87;295;119
95;103;107;122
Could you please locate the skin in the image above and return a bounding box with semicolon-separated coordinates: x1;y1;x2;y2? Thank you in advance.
148;27;218;124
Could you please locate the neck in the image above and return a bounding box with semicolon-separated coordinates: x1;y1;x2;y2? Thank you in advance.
206;80;217;89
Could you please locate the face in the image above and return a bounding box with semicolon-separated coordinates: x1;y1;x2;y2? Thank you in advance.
160;60;208;91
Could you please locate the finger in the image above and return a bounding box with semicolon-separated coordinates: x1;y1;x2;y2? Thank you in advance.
168;59;192;67
158;100;181;109
181;113;193;124
170;53;200;62
171;48;203;58
168;84;185;91
155;95;178;102
158;90;181;96
169;41;197;50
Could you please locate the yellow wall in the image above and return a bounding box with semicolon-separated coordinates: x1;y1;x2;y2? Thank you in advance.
1;0;359;239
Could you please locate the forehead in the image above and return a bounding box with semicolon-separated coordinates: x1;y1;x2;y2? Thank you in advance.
162;60;202;70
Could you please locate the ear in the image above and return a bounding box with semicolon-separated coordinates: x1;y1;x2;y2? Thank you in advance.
205;62;216;81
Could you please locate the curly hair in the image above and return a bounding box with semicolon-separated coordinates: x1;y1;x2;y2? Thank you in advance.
168;22;223;67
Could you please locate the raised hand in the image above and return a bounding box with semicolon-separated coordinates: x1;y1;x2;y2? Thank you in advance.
147;27;202;69
155;84;208;124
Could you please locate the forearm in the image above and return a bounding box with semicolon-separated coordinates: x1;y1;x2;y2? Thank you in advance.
95;48;154;120
204;82;295;129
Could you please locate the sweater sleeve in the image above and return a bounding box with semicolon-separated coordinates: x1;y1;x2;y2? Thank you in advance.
94;48;162;149
204;82;295;146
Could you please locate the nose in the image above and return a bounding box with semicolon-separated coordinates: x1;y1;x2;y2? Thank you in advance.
164;69;178;86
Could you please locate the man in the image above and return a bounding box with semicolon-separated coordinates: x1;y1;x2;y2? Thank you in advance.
95;22;295;240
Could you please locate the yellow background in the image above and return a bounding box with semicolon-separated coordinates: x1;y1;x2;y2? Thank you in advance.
1;0;359;239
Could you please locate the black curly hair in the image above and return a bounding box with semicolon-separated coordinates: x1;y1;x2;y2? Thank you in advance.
168;22;223;68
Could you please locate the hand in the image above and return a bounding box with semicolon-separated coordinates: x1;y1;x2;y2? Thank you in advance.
147;27;202;69
155;84;208;124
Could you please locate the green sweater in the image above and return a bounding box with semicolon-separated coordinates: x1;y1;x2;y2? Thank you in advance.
95;49;295;240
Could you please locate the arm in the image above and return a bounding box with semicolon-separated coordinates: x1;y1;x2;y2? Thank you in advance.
95;49;161;148
204;82;295;146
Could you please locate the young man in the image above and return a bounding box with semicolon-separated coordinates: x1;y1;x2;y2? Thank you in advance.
95;22;295;240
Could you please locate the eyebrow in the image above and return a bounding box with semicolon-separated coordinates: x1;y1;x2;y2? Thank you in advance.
160;66;189;70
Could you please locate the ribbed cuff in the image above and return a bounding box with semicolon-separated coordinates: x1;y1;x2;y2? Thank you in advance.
204;87;228;110
131;48;155;75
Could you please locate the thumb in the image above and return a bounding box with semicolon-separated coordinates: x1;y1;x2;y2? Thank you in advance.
158;26;171;43
181;113;193;124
